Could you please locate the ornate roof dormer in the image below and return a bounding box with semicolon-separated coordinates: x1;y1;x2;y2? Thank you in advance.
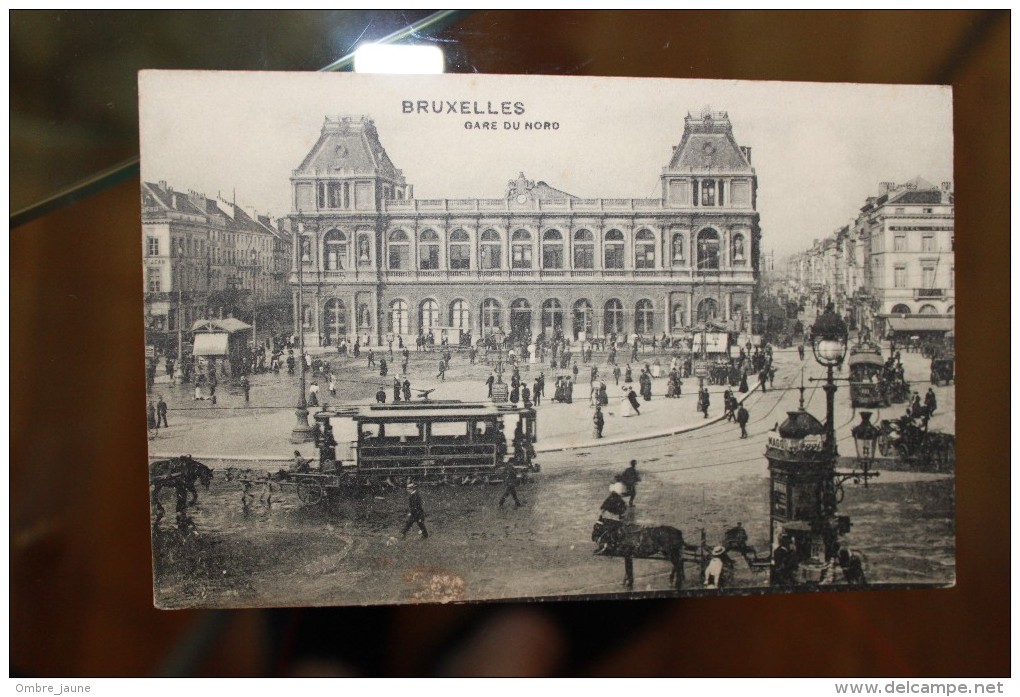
664;108;754;174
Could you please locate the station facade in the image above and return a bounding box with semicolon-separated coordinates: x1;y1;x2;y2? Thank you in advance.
287;111;761;347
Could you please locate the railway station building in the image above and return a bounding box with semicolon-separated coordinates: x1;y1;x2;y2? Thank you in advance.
286;110;761;347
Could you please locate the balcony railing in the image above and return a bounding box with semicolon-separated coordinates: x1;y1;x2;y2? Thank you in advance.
290;268;755;283
914;288;946;299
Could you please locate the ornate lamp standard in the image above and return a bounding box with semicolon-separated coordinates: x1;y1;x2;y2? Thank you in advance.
810;302;849;450
176;242;185;371
291;228;312;443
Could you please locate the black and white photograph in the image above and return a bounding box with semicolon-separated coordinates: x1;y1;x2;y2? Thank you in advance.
139;71;956;609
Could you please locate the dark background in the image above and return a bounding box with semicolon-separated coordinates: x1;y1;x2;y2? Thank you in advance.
10;10;1009;676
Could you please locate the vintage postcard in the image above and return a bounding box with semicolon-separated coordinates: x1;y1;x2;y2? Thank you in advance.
140;71;955;608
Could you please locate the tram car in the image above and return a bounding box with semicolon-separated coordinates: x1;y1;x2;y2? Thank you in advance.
327;401;539;487
848;341;888;408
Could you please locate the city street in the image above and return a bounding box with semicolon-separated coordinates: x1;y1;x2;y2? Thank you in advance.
151;342;956;608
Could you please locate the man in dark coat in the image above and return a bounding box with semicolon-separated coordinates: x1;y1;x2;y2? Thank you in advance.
156;395;169;428
498;461;522;508
593;405;605;439
403;378;412;402
535;373;545;405
595;482;629;554
924;388;937;416
699;387;710;418
401;482;428;538
626;386;641;415
393;377;402;402
619;460;641;506
736;404;750;438
485;373;495;398
772;534;798;586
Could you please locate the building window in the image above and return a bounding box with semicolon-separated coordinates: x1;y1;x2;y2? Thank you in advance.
701;180;716;206
891;303;911;315
572;299;593;339
573;229;594;269
671;233;685;264
895;207;905;214
697;298;719;322
894;235;906;252
419;230;440;270
894;265;907;288
635;299;654;334
480;229;502;269
918;304;938;315
446;229;470;270
542;229;564;269
511;229;533;269
635;230;655;269
922;207;933;214
389;300;408;334
450;299;470;329
147;237;160;257
324;229;348;270
697;229;720;270
388;230;409;270
922;265;936;288
604;230;625;269
482;298;502;333
604;299;624;335
420;299;440;332
510;298;532;339
731;234;746;263
921;235;935;252
146;267;161;293
542;299;563;333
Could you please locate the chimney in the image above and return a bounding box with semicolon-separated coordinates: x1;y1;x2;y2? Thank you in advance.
941;181;952;191
879;182;895;195
158;180;167;192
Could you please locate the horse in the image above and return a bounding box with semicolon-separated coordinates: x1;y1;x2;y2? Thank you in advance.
592;520;685;590
150;455;213;529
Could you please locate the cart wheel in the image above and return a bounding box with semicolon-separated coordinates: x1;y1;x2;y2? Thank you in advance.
297;480;324;505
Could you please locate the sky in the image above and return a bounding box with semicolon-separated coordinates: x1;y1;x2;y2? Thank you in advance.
139;71;953;260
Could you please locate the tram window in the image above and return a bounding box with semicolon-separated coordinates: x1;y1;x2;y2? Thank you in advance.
386;422;421;440
432;421;469;438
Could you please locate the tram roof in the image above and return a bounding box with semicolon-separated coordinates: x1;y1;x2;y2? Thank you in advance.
349;402;531;423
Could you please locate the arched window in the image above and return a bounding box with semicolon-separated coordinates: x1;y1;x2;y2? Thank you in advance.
604;299;624;335
323;299;347;341
697;229;720;270
635;299;654;334
450;299;470;328
324;229;348;271
573;229;594;269
946;305;955;315
891;304;911;315
732;233;746;263
480;229;502;269
390;299;408;335
449;229;470;270
671;233;686;264
918;304;939;315
542;229;564;269
511;229;533;269
604;230;625;269
420;299;440;332
419;230;440;270
388;230;409;270
635;229;655;269
542;298;563;333
572;299;593;339
697;298;719;322
482;299;502;333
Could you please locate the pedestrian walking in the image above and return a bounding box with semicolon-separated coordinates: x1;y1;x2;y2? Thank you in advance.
535;373;545;405
736;404;749;438
437;359;446;381
380;358;388;377
486;373;495;398
626;386;641;415
329;375;337;397
367;349;375;368
498;461;522;508
308;380;319;407
613;364;621;385
376;386;386;403
156;395;169;428
699;387;710;418
147;400;157;431
925;387;937;416
593;405;605;438
393;377;402;402
521;384;532;408
401;482;429;538
240;375;251;403
403;378;412;402
619;459;641;506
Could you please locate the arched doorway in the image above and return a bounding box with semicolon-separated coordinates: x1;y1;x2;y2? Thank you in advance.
697;297;719;323
509;299;532;342
323;299;347;345
542;299;564;335
572;299;593;339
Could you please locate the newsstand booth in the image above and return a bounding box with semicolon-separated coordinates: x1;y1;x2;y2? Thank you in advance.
190;318;252;372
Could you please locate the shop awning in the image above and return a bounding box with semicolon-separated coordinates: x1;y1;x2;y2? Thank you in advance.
190;318;251;334
192;333;230;356
885;317;955;334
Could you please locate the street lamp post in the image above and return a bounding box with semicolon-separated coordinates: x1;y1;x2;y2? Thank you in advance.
291;228;312;443
810;302;849;451
176;243;185;372
250;249;259;349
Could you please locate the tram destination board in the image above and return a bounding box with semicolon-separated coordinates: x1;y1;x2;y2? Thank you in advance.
140;72;955;609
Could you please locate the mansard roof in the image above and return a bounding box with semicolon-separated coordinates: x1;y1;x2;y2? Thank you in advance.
294;116;405;182
665;110;753;174
142;181;206;216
